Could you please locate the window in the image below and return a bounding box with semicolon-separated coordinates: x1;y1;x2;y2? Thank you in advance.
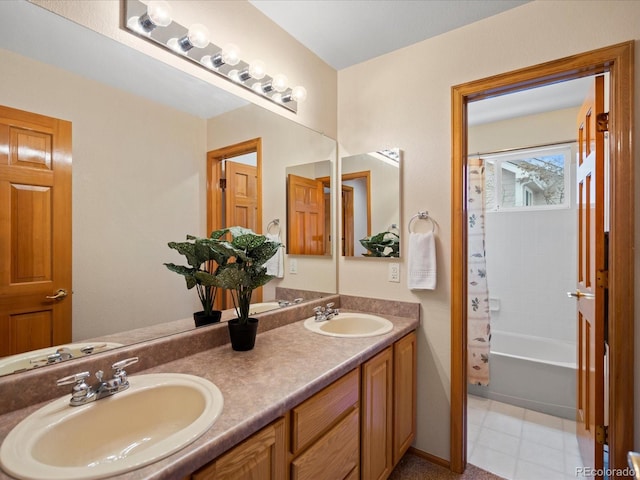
482;145;572;211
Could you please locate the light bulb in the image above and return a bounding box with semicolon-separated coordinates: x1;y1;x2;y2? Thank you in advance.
272;73;288;93
291;86;307;102
187;24;210;49
228;70;241;82
272;93;283;103
200;55;214;69
221;43;241;66
147;1;173;27
247;60;266;80
252;82;263;93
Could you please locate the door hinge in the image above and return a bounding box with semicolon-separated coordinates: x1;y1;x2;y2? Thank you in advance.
219;178;227;191
596;424;608;445
596;112;609;132
597;270;609;289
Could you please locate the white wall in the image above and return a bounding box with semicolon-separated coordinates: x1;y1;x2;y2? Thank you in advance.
470;107;579;343
338;0;640;460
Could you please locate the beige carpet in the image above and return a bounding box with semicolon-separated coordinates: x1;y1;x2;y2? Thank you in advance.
389;452;506;480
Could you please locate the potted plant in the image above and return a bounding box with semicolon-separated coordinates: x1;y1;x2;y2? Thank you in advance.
164;229;235;327
209;226;281;351
359;231;400;257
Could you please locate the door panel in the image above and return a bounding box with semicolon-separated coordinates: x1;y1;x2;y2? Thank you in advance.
575;75;605;475
0;105;72;357
286;173;325;255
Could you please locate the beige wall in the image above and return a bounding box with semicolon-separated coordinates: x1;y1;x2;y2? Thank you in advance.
0;48;207;339
337;0;640;460
207;105;338;297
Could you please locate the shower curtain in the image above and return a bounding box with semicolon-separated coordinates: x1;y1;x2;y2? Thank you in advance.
467;158;491;386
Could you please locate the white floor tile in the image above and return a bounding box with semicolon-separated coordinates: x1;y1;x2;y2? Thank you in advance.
467;396;581;480
476;427;521;457
518;438;566;473
521;421;565;450
469;444;517;479
483;411;524;438
513;459;573;480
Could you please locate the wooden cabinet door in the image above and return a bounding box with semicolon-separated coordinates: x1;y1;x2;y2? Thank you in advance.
393;332;417;464
192;418;285;480
291;408;359;480
361;346;393;480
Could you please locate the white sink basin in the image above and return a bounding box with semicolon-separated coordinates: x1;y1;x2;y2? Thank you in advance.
248;302;280;315
0;343;124;376
304;313;393;338
0;373;223;480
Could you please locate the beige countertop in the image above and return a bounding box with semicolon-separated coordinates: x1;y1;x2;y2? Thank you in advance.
0;309;418;480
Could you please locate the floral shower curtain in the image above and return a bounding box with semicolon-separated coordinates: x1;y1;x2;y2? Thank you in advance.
467;158;491;386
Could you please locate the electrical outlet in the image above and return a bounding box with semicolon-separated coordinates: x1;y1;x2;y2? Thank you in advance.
388;263;400;282
289;258;298;274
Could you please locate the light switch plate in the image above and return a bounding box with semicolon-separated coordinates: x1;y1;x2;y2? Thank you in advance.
289;258;298;274
388;263;400;282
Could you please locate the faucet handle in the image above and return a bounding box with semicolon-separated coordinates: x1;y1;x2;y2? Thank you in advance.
111;357;138;384
112;356;139;371
326;302;335;309
57;371;90;387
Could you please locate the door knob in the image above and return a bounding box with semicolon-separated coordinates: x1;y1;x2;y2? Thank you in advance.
46;289;68;300
567;290;595;299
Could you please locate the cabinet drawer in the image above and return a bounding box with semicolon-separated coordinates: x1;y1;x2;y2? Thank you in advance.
291;368;359;453
291;407;359;480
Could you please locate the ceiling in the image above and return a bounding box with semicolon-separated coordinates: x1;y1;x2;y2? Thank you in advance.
248;0;530;70
2;0;592;125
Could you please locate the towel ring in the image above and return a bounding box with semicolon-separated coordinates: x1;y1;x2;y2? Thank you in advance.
408;211;435;233
267;219;280;235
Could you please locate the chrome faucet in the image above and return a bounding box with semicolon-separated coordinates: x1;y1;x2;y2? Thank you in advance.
278;297;303;307
313;302;339;322
57;357;139;406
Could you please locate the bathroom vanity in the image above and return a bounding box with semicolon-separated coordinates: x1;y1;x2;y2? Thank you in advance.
0;296;419;480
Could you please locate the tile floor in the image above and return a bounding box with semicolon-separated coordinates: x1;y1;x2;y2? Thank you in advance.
467;394;585;480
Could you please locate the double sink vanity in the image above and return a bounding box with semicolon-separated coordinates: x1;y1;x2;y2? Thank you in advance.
0;295;419;480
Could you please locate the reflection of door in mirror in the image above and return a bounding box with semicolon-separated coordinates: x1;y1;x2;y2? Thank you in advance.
0;105;72;357
286;174;325;255
341;171;371;257
207;138;263;309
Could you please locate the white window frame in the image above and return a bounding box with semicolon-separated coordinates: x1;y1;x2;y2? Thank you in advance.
483;144;572;212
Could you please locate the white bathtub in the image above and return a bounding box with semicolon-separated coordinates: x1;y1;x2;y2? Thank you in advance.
468;330;577;419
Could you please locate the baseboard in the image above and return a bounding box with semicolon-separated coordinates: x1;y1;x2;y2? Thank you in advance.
407;447;450;469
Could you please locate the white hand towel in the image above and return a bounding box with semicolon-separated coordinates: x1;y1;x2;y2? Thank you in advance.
265;233;284;278
407;231;436;290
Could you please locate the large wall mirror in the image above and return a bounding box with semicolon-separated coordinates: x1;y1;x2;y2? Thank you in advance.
340;149;401;257
0;1;336;377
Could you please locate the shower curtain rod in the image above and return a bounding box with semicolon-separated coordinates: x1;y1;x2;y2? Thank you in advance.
469;139;577;158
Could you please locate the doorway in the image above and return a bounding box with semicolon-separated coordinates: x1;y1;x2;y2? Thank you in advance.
207;138;263;309
450;42;634;475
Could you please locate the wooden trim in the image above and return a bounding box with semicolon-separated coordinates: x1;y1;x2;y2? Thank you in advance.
206;137;262;235
407;447;450;469
450;41;634;474
341;170;372;236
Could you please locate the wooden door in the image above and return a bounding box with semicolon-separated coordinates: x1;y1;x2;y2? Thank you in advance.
0;105;72;357
574;75;606;474
225;160;258;232
361;346;393;480
286;173;325;255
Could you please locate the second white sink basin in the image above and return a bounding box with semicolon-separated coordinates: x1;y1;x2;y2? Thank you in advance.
0;373;223;480
304;313;393;338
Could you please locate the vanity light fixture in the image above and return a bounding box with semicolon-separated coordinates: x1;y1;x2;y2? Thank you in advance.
122;0;307;113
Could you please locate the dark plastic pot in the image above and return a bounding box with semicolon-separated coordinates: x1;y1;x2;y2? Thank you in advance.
193;310;222;328
227;318;259;351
